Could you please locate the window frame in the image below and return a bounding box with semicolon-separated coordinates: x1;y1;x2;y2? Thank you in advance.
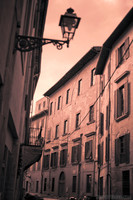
57;96;61;110
85;140;93;161
75;112;80;129
60;149;67;167
66;89;70;104
78;79;82;96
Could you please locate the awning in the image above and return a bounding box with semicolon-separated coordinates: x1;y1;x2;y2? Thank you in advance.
21;145;42;171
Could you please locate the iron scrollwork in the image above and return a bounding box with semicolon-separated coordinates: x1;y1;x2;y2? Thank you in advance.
15;35;69;52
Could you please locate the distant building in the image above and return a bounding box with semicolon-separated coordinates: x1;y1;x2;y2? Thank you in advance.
0;1;48;200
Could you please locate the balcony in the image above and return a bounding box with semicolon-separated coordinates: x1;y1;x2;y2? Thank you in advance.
20;127;44;172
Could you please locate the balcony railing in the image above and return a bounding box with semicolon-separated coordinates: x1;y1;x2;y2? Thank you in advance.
29;127;44;146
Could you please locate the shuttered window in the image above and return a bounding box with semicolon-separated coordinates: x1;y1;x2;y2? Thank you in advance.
60;149;67;167
43;155;50;170
51;152;58;168
98;142;103;165
99;113;104;135
86;174;92;193
115;133;130;166
85;140;93;161
115;37;130;68
105;135;110;162
114;82;129;121
71;145;81;164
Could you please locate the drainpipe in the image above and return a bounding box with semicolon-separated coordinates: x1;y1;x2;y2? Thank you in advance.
77;134;83;199
40;96;50;194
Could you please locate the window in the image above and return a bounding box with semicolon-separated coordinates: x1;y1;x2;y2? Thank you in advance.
99;113;104;135
86;174;92;193
32;163;36;171
115;133;130;166
98;142;103;165
57;96;61;110
114;82;129;121
36;181;39;193
51;178;55;192
47;129;51;141
43;155;50;170
43;101;45;108
44;178;47;191
99;177;103;196
55;125;59;139
60;149;67;167
91;68;95;86
89;105;94;122
72;176;77;193
106;104;110;130
116;37;130;67
122;170;130;196
78;79;82;95
66;89;70;104
50;102;53;115
71;145;81;164
38;103;41;111
76;113;80;129
51;152;58;168
85;140;93;161
64;120;68;135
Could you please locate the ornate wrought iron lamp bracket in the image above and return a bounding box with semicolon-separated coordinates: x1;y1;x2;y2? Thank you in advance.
15;35;69;52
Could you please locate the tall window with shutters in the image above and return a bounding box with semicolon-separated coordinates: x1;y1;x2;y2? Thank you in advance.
60;149;67;167
116;37;130;67
51;152;58;168
115;133;130;166
71;145;81;164
114;82;129;121
43;155;50;170
98;142;104;166
85;140;93;161
99;113;104;136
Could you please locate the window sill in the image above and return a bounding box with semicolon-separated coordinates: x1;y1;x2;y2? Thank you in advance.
75;127;80;130
62;133;68;137
54;137;59;140
115;112;129;122
72;161;79;165
46;140;51;144
87;120;95;125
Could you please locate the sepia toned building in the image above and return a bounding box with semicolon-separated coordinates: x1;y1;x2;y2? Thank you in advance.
95;7;133;199
0;0;48;200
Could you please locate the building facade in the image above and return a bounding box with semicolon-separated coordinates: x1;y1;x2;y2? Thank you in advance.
42;47;101;198
95;7;133;199
0;1;48;200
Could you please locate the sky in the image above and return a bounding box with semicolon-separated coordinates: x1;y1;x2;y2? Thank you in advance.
33;0;133;112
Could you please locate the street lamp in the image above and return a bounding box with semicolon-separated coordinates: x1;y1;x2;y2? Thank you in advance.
15;8;80;52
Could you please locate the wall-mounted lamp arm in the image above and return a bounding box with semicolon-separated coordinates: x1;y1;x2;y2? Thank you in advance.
15;35;69;52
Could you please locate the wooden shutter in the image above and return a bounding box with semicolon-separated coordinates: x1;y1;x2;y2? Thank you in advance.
64;149;67;166
55;152;58;168
60;150;63;166
51;153;53;167
106;105;109;130
98;144;100;164
99;113;104;135
114;90;118;120
124;82;129;116
105;136;109;162
100;142;103;165
115;48;119;68
115;138;120;166
125;133;130;164
71;146;75;163
85;141;93;160
124;37;130;59
77;145;81;162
